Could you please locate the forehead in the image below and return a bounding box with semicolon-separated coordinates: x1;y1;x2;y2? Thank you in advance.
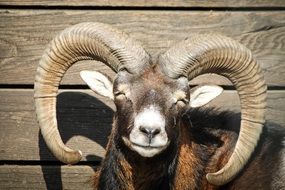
114;67;188;95
133;68;175;91
131;69;173;110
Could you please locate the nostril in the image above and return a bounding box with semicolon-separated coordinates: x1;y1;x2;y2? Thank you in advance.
152;128;161;136
139;126;150;135
139;126;161;138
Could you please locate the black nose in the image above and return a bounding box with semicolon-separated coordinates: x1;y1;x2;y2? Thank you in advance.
139;126;161;139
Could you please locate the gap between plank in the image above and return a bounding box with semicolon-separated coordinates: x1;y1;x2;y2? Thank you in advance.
0;84;284;91
0;5;285;11
0;160;101;166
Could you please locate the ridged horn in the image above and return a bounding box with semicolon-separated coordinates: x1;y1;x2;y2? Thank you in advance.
34;22;150;164
159;34;267;185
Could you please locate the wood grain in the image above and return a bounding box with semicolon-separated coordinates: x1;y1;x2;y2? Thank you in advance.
0;10;284;86
0;0;285;8
0;89;114;161
0;3;284;190
0;89;284;162
0;165;94;190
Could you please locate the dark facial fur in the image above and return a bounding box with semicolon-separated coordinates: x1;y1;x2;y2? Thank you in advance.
93;67;284;190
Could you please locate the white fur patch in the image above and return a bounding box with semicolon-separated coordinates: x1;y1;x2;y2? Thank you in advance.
127;105;169;157
134;105;165;131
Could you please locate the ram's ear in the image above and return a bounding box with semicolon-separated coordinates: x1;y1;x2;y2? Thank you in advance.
190;85;223;108
80;70;114;100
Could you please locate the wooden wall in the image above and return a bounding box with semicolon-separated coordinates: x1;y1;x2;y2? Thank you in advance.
0;1;284;189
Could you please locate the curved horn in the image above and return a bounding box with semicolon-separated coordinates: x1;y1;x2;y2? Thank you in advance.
34;22;150;164
159;34;267;185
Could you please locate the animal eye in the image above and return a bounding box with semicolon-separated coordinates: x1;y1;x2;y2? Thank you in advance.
175;98;188;107
173;90;188;107
114;92;126;99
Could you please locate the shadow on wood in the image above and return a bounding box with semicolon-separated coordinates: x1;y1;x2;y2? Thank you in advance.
38;91;114;189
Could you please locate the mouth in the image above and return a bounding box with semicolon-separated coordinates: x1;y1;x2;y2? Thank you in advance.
122;137;169;157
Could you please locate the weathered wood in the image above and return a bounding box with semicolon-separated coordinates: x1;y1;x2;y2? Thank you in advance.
0;0;284;8
0;165;94;190
0;10;284;86
0;89;114;161
0;89;284;161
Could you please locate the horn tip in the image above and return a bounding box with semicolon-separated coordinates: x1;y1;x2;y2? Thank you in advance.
61;150;83;165
206;172;228;186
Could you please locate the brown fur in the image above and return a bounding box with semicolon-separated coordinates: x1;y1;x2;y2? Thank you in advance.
172;121;237;190
92;119;238;190
90;68;284;189
92;114;284;190
174;122;203;189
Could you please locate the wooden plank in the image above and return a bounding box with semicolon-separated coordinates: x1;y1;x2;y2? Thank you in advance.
0;89;284;161
0;10;284;86
0;89;114;161
206;90;285;127
0;0;285;8
0;165;94;190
